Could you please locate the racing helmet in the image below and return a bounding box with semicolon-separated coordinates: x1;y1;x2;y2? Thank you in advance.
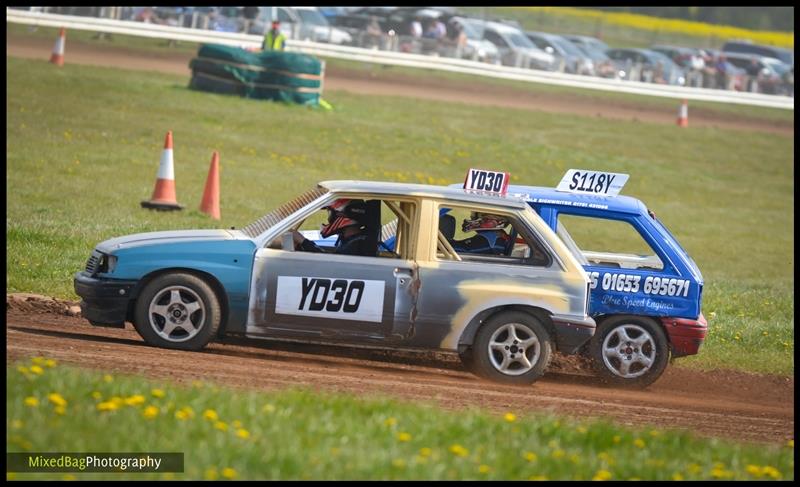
320;199;367;238
462;212;510;232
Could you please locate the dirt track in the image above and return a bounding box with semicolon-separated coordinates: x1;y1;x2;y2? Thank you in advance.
6;31;794;136
6;302;794;446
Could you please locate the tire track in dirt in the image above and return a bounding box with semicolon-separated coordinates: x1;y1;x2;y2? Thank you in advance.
6;308;793;445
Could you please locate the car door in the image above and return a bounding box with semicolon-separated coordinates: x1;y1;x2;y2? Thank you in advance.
247;197;419;343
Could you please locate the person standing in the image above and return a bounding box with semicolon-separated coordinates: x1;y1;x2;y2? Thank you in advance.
262;20;286;51
241;6;259;34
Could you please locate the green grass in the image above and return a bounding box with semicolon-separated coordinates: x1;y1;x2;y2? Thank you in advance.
6;55;794;376
7;22;794;124
7;361;795;480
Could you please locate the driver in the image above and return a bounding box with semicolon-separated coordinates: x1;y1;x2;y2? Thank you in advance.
292;199;374;256
449;212;512;255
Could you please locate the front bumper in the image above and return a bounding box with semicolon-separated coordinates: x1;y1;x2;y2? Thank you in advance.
552;314;596;354
662;313;708;357
73;271;138;327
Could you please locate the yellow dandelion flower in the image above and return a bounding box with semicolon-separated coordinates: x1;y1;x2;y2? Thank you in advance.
109;396;124;407
103;374;113;383
761;466;781;479
91;391;102;400
214;421;228;431
548;440;559;449
24;397;39;407
478;464;492;474
569;454;580;464
649;430;661;437
204;467;218;480
577;426;588;434
633;438;645;448
419;447;432;457
236;429;250;439
397;432;412;442
175;409;192;420
124;395;145;407
30;365;44;375
384;417;397;427
504;412;517;422
232;420;243;428
552;449;565;459
203;409;219;421
524;451;538;462
392;459;406;468
143;406;159;419
262;403;276;413
449;444;469;457
672;473;684;480
745;465;762;476
592;469;612;481
54;405;67;415
31;357;46;365
711;467;732;479
151;389;165;398
221;468;237;479
44;359;57;368
788;439;794;448
97;401;119;412
17;366;29;375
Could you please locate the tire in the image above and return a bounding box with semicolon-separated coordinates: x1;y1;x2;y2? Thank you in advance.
471;311;553;385
133;272;221;351
589;315;669;389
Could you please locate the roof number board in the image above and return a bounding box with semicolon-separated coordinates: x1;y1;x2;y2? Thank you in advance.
556;169;629;197
463;168;510;195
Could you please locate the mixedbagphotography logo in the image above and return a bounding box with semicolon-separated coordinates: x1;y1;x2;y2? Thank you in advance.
7;453;184;473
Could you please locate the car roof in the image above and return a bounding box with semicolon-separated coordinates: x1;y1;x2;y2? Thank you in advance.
504;184;648;215
483;20;524;33
320;180;529;209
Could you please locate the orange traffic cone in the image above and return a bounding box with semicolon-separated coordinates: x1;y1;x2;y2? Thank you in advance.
199;151;221;220
50;27;66;66
676;99;689;127
141;131;184;211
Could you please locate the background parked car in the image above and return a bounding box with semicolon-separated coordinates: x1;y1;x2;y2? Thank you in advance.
250;7;352;45
570;42;617;78
723;52;791;94
722;40;794;67
525;30;595;74
563;34;610;54
607;48;685;85
450;16;501;64
481;21;555;70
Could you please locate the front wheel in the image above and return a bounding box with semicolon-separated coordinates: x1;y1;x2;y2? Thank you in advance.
471;311;553;385
133;272;221;351
589;315;669;388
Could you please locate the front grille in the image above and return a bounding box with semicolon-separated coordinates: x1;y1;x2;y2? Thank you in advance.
85;251;102;275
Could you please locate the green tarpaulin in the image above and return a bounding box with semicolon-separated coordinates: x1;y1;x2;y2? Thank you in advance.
188;44;323;106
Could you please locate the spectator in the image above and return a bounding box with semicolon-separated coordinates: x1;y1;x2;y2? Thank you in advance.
364;15;383;49
409;16;423;38
744;57;761;93
241;6;259;34
447;21;468;58
688;52;705;88
715;54;728;90
262;20;286;51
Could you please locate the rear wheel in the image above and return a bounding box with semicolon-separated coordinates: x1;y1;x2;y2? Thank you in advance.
589;315;669;388
471;311;553;385
133;273;221;351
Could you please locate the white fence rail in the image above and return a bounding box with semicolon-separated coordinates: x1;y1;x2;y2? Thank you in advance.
7;9;794;110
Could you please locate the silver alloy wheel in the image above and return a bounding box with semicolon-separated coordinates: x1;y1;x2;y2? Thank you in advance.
487;322;541;376
148;285;206;343
601;324;656;379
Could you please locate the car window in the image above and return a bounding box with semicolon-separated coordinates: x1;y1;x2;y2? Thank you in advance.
557;214;664;271
484;29;507;48
435;205;551;267
242;186;329;238
267;198;416;260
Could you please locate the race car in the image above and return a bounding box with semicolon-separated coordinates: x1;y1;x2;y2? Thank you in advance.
74;180;596;385
448;168;707;387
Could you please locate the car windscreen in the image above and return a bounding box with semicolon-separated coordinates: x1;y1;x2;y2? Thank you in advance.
507;32;537;49
551;36;584;57
240;186;329;238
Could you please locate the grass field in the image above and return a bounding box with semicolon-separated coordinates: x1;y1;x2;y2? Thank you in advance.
7;359;794;480
7;23;795;124
6;54;794;375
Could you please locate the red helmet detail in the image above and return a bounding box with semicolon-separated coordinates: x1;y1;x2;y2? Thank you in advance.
462;213;509;232
320;199;366;238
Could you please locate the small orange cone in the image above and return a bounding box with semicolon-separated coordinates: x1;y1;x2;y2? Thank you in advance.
199;151;221;220
141;131;184;211
676;99;689;127
50;27;66;66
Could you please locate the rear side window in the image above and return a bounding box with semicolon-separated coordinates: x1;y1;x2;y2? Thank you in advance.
557;214;663;271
